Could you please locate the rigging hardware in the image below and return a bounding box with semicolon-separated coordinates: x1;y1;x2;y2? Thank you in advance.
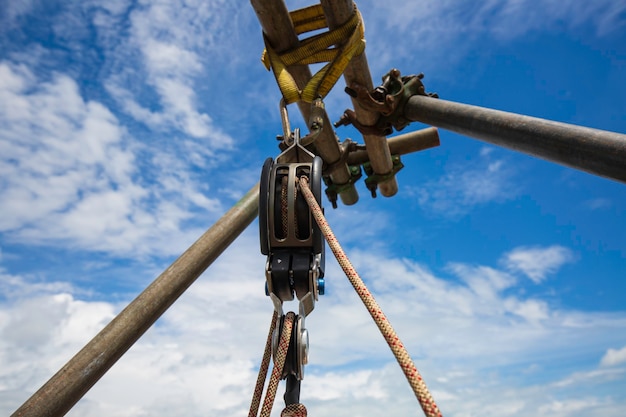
258;100;326;407
336;68;439;136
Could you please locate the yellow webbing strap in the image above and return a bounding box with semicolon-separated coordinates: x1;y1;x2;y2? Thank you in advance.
261;3;366;104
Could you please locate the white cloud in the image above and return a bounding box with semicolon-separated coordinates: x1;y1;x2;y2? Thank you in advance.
0;290;116;408
447;263;516;301
410;149;516;218
503;298;550;323
363;0;626;79
0;1;258;260
0;61;226;257
538;398;603;416
0;269;75;300
3;242;625;417
503;245;575;283
0;0;35;28
141;39;202;77
1;1;625;416
583;198;612;211
601;346;626;367
552;368;626;388
367;0;625;45
0;61;135;232
101;0;241;146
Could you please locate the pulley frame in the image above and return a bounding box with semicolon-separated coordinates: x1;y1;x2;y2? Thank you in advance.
258;106;327;408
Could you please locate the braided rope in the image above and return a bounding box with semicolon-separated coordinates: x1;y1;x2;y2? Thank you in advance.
298;176;443;417
282;403;308;417
281;176;289;238
281;175;300;239
259;312;294;417
249;312;308;417
248;311;278;417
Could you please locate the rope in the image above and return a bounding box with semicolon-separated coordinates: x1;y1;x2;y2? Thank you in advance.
282;403;307;417
249;312;308;417
281;176;290;238
248;311;278;417
298;176;443;417
281;175;300;239
261;3;366;104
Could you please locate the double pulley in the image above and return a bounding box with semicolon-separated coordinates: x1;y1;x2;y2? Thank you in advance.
258;102;326;405
259;101;326;309
260;154;324;304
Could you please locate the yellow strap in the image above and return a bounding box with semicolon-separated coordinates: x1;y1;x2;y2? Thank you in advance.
261;4;365;104
290;4;327;35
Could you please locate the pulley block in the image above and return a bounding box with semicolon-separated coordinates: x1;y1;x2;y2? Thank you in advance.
271;314;308;381
259;155;325;303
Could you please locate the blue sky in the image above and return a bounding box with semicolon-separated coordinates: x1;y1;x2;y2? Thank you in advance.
1;0;625;416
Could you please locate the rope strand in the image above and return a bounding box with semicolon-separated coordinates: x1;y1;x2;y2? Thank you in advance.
298;176;443;417
259;312;295;417
248;311;278;417
249;312;307;417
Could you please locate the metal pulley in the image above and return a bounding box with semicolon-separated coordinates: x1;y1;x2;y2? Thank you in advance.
259;153;324;305
258;102;327;405
259;102;326;311
269;315;308;379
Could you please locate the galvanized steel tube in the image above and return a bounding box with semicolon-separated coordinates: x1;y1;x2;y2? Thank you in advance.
347;127;440;165
405;95;626;183
12;184;260;417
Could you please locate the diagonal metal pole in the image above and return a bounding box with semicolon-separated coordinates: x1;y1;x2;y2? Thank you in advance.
404;95;626;183
12;184;260;417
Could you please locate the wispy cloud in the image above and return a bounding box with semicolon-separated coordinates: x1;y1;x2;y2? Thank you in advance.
0;0;36;28
2;242;625;416
502;245;575;283
0;62;135;231
367;0;626;45
101;0;246;146
583;198;613;211
0;269;74;301
0;61;224;257
1;1;625;416
552;367;626;388
601;346;626;367
409;147;517;218
364;0;626;77
0;0;261;259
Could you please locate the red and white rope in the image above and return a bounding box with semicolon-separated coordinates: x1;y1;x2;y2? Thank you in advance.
248;311;278;417
281;403;307;417
298;176;443;417
249;311;307;417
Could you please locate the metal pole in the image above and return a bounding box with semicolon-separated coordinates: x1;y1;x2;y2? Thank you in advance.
250;0;359;206
405;95;626;183
12;184;260;417
320;0;399;197
347;127;440;165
